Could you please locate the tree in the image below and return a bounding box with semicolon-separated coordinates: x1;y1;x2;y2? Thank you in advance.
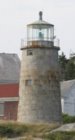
65;60;75;80
59;52;68;81
59;52;75;81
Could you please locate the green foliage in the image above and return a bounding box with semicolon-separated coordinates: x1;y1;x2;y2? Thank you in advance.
0;122;59;138
65;61;75;80
44;131;75;140
62;113;75;124
59;52;67;69
59;52;75;81
59;52;68;81
0;122;28;138
0;121;75;139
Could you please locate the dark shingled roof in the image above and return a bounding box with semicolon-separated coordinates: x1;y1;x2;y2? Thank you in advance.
0;53;20;83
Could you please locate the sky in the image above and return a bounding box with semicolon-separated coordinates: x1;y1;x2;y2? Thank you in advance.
0;0;75;58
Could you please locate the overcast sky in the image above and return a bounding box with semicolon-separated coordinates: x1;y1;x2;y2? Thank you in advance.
0;0;75;58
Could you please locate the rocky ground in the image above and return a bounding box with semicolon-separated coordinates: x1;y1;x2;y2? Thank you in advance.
51;123;75;132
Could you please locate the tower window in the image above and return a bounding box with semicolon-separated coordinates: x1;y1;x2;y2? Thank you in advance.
27;49;33;55
25;79;32;86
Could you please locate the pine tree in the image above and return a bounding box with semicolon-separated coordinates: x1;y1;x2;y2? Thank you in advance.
59;52;68;81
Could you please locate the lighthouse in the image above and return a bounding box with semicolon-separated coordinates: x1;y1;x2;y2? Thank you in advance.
18;12;62;123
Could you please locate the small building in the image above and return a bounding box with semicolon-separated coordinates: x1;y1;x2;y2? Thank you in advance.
0;82;19;120
0;53;20;81
61;79;75;116
0;53;20;120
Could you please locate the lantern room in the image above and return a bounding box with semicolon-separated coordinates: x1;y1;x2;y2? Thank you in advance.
27;11;54;47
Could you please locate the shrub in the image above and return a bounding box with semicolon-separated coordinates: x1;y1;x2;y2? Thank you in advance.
0;122;59;138
0;122;28;138
43;131;75;140
62;113;75;124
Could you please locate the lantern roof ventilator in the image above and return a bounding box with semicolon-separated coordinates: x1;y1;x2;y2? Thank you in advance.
27;11;54;29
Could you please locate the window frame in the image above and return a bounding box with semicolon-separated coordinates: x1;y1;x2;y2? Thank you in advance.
0;103;4;116
25;79;32;86
27;49;33;56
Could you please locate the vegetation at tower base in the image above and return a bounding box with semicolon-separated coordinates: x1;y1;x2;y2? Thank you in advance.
59;52;75;81
0;121;59;139
62;113;75;124
0;119;74;139
43;131;75;140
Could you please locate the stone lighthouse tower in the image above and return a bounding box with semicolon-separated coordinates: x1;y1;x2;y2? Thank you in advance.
18;12;62;123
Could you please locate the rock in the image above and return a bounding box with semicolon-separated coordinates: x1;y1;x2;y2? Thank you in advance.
51;123;75;132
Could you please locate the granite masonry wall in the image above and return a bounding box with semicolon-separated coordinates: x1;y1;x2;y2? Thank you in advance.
18;46;62;123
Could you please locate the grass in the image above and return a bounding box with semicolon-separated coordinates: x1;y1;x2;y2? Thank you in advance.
0;115;75;140
0;121;59;139
43;131;75;140
62;113;75;124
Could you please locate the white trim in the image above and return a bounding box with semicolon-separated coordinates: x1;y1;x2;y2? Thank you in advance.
0;97;19;102
0;115;4;117
61;98;64;113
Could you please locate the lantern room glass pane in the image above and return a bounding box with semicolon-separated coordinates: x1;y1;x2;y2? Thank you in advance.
27;25;54;41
